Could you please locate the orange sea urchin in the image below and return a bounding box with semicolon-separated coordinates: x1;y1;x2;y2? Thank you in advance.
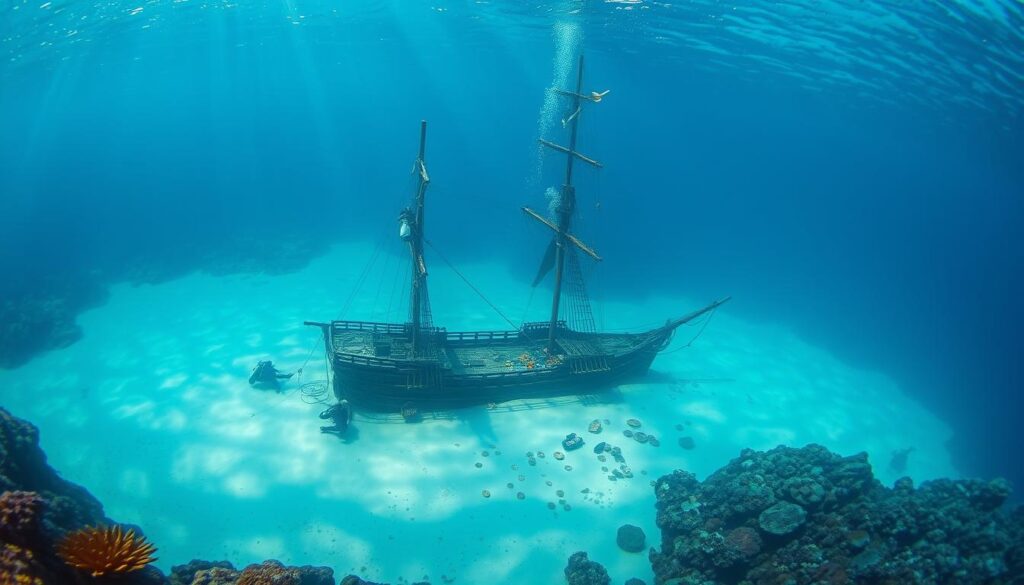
56;525;157;577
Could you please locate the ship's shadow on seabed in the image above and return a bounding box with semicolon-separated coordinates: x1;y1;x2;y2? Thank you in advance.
345;371;737;429
643;369;737;389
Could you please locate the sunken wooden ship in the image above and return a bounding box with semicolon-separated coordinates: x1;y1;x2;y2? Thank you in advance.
306;56;729;413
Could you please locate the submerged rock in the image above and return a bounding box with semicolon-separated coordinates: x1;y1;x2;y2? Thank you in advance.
616;524;646;552
649;444;1024;585
564;551;610;585
170;560;234;585
677;436;695;450
758;501;806;536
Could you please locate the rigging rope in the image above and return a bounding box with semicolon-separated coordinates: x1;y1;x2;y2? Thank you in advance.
295;239;385;381
662;306;719;355
423;238;521;331
298;380;333;406
521;284;537;325
336;239;385;321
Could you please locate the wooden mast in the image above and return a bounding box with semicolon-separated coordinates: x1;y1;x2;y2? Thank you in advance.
410;120;430;356
546;55;586;353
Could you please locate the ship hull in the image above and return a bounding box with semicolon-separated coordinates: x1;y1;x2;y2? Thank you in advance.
312;322;671;412
332;336;665;412
306;298;728;413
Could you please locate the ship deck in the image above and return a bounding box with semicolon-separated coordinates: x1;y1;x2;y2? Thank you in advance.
330;324;651;376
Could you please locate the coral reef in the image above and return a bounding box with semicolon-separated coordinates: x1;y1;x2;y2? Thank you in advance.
650;444;1024;584
0;408;166;585
8;407;1024;585
0;491;44;546
1;541;53;585
56;525;157;577
0;408;107;539
339;577;423;585
564;551;610;585
0;230;327;370
170;560;235;585
170;560;336;585
0;287;98;369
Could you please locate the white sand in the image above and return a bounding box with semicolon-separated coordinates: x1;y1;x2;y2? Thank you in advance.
0;240;957;584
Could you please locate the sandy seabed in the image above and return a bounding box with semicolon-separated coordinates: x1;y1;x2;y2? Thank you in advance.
0;241;956;584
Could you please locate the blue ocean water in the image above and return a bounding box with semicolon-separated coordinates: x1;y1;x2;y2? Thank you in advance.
1;0;1023;578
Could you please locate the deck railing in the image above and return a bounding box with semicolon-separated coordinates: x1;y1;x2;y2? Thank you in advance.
444;330;520;341
330;320;445;335
334;353;402;368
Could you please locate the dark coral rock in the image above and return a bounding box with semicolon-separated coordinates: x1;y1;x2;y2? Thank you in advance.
782;476;826;508
654;470;703;536
649;444;1024;585
0;491;44;545
0;290;93;370
296;565;335;585
170;559;235;585
191;566;241;585
340;577;386;585
718;472;775;518
564;551;610;585
616;524;646;553
0;408;107;540
624;579;645;585
237;560;302;585
0;409;42;487
0;409;171;585
0;541;55;585
724;526;762;562
119;565;173;585
758;501;806;536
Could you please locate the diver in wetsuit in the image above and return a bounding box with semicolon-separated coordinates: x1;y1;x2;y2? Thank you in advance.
319;399;352;435
248;360;294;391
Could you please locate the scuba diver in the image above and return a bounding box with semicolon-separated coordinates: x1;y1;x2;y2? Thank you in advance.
319;399;352;436
248;360;294;391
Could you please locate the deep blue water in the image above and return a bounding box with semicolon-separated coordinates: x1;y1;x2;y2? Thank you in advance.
2;0;1023;495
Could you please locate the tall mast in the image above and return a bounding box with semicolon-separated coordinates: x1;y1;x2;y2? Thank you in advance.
409;120;430;356
523;55;604;352
546;55;586;353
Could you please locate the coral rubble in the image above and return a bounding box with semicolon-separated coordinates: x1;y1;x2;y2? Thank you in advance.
649;444;1024;584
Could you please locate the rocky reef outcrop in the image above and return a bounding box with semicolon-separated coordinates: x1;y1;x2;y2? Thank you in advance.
0;407;168;584
564;551;611;585
0;231;325;370
170;559;334;585
7;406;1024;585
0;408;108;541
649;443;1024;584
0;407;394;585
